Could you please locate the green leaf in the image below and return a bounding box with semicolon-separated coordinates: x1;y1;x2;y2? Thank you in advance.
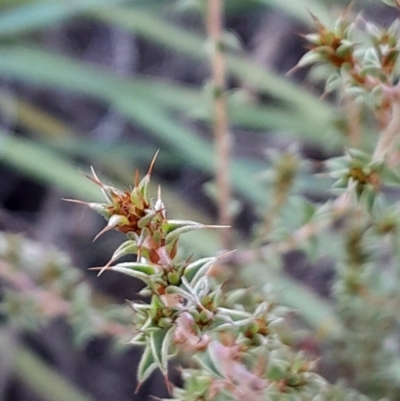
148;326;174;374
193;351;225;379
110;240;138;263
150;329;167;369
165;285;199;305
0;0;127;37
111;262;157;275
163;219;203;233
188;258;218;286
216;307;252;322
186;257;217;287
382;167;400;186
137;345;157;384
94;7;334;121
13;343;95;401
137;210;158;229
162;327;175;370
164;220;204;243
0;133;102;200
107;264;155;283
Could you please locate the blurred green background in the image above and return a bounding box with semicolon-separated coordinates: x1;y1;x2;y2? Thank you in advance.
0;1;393;401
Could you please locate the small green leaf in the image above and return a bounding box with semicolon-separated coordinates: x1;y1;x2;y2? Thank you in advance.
111;262;157;275
163;219;202;232
217;307;251;322
193;351;225;379
296;51;324;68
161;327;175;370
184;257;216;283
129;331;146;346
382;168;400;186
165;285;198;304
138;210;158;229
110;240;138;262
130;186;143;208
108;264;155;283
224;288;248;305
149;329;167;372
189;258;217;287
139;175;151;204
164;220;204;243
137;345;157;384
381;0;399;8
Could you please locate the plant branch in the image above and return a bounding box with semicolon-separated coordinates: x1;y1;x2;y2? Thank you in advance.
206;0;231;249
373;87;400;162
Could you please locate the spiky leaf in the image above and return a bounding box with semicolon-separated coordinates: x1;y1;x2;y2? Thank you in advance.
107;263;157;284
110;240;138;262
184;257;217;283
137;344;157;384
150;327;174;373
193;349;225;379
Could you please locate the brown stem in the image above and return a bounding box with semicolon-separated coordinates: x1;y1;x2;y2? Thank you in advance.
345;95;361;148
373;87;400;162
206;0;231;249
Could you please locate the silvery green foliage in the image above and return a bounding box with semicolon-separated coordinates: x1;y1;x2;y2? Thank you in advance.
74;156;373;400
274;5;400;397
0;233;132;345
380;0;400;7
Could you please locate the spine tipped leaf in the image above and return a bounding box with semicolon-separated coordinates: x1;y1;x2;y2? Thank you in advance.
184;257;217;283
149;327;175;373
110;240;139;263
193;350;225;379
106;263;157;284
111;262;157;275
137;344;158;385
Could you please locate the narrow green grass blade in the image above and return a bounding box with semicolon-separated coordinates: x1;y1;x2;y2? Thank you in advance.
13;343;95;401
94;8;334;121
0;0;127;37
0;45;334;206
0;46;280;205
0;132;101;200
0;46;332;143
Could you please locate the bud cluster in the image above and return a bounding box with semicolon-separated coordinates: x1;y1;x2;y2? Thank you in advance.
325;148;400;209
298;11;400;119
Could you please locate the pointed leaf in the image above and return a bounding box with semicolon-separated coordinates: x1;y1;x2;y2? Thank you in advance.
217;307;251;321
184;256;216;283
112;262;157;275
190;258;217;287
382;167;400;186
137;345;157;384
181;276;209;304
165;285;199;305
150;328;169;372
138;210;158;229
161;327;175;370
163;219;203;233
193;350;225;379
164;220;204;243
110;240;138;262
107;264;155;284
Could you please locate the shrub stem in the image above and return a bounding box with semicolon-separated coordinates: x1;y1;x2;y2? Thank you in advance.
373;87;400;162
206;0;231;249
